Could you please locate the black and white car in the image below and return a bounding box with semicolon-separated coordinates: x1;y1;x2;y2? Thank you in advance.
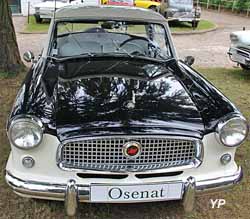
5;5;248;217
228;30;250;70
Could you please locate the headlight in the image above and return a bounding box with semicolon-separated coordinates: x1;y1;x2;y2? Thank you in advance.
216;116;248;147
8;116;43;150
230;33;239;43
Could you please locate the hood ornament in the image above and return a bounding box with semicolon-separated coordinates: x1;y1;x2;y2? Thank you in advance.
125;90;136;110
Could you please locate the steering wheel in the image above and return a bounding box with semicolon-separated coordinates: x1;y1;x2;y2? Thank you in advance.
119;37;149;55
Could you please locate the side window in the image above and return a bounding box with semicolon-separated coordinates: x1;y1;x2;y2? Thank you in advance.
152;25;170;57
145;24;171;58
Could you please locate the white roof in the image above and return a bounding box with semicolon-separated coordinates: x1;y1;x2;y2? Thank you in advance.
55;5;166;23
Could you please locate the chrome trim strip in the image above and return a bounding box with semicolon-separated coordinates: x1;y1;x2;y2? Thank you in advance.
56;135;203;174
231;47;250;58
57;161;201;175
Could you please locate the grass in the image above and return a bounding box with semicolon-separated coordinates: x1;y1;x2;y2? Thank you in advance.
0;68;250;218
25;16;216;34
25;16;50;33
0;72;19;79
170;20;216;32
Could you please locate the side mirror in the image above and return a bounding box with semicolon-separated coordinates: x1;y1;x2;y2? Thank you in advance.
184;56;195;66
23;51;34;63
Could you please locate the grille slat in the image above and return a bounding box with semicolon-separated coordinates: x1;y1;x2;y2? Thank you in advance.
60;136;198;172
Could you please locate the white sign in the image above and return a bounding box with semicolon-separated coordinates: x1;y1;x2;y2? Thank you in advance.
91;183;183;202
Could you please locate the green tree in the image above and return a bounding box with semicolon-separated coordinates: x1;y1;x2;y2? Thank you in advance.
234;0;249;10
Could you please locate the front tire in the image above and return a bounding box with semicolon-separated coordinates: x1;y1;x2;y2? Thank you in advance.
240;64;250;70
34;14;42;23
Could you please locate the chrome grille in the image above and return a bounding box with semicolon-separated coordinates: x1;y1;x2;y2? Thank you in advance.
59;136;201;172
237;47;250;58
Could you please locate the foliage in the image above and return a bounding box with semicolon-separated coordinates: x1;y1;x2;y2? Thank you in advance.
170;20;216;32
200;0;250;11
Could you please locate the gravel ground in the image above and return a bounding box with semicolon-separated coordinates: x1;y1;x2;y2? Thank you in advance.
173;10;250;68
13;16;47;61
13;10;250;68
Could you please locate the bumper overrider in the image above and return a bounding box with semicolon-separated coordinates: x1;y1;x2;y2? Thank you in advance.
6;167;243;216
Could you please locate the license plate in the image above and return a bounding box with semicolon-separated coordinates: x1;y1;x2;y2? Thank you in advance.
90;182;183;202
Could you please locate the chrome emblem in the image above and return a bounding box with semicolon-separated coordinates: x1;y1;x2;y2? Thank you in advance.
123;141;141;159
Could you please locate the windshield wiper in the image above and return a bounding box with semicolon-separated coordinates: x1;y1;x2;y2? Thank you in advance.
111;39;133;58
47;53;96;61
48;53;175;65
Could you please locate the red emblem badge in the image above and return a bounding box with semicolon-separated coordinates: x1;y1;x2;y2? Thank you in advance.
123;141;141;159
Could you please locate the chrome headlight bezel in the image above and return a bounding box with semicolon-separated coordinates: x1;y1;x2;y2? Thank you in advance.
8;115;44;150
230;33;239;44
216;115;249;147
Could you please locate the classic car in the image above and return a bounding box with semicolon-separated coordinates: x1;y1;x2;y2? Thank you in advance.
228;30;250;70
34;0;100;23
134;0;160;10
159;0;201;28
102;0;161;10
5;5;248;217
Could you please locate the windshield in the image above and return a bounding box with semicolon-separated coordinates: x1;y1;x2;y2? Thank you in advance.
50;20;172;60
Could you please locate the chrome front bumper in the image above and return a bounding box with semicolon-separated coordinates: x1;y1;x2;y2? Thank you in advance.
228;47;250;66
6;167;243;216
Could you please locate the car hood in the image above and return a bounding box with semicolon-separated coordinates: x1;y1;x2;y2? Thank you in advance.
53;58;205;140
231;30;250;48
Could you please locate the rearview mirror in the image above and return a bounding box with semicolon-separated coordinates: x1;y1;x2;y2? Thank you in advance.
23;51;34;63
184;56;195;66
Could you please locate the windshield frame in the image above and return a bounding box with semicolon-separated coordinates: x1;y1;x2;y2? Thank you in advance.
46;18;176;61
